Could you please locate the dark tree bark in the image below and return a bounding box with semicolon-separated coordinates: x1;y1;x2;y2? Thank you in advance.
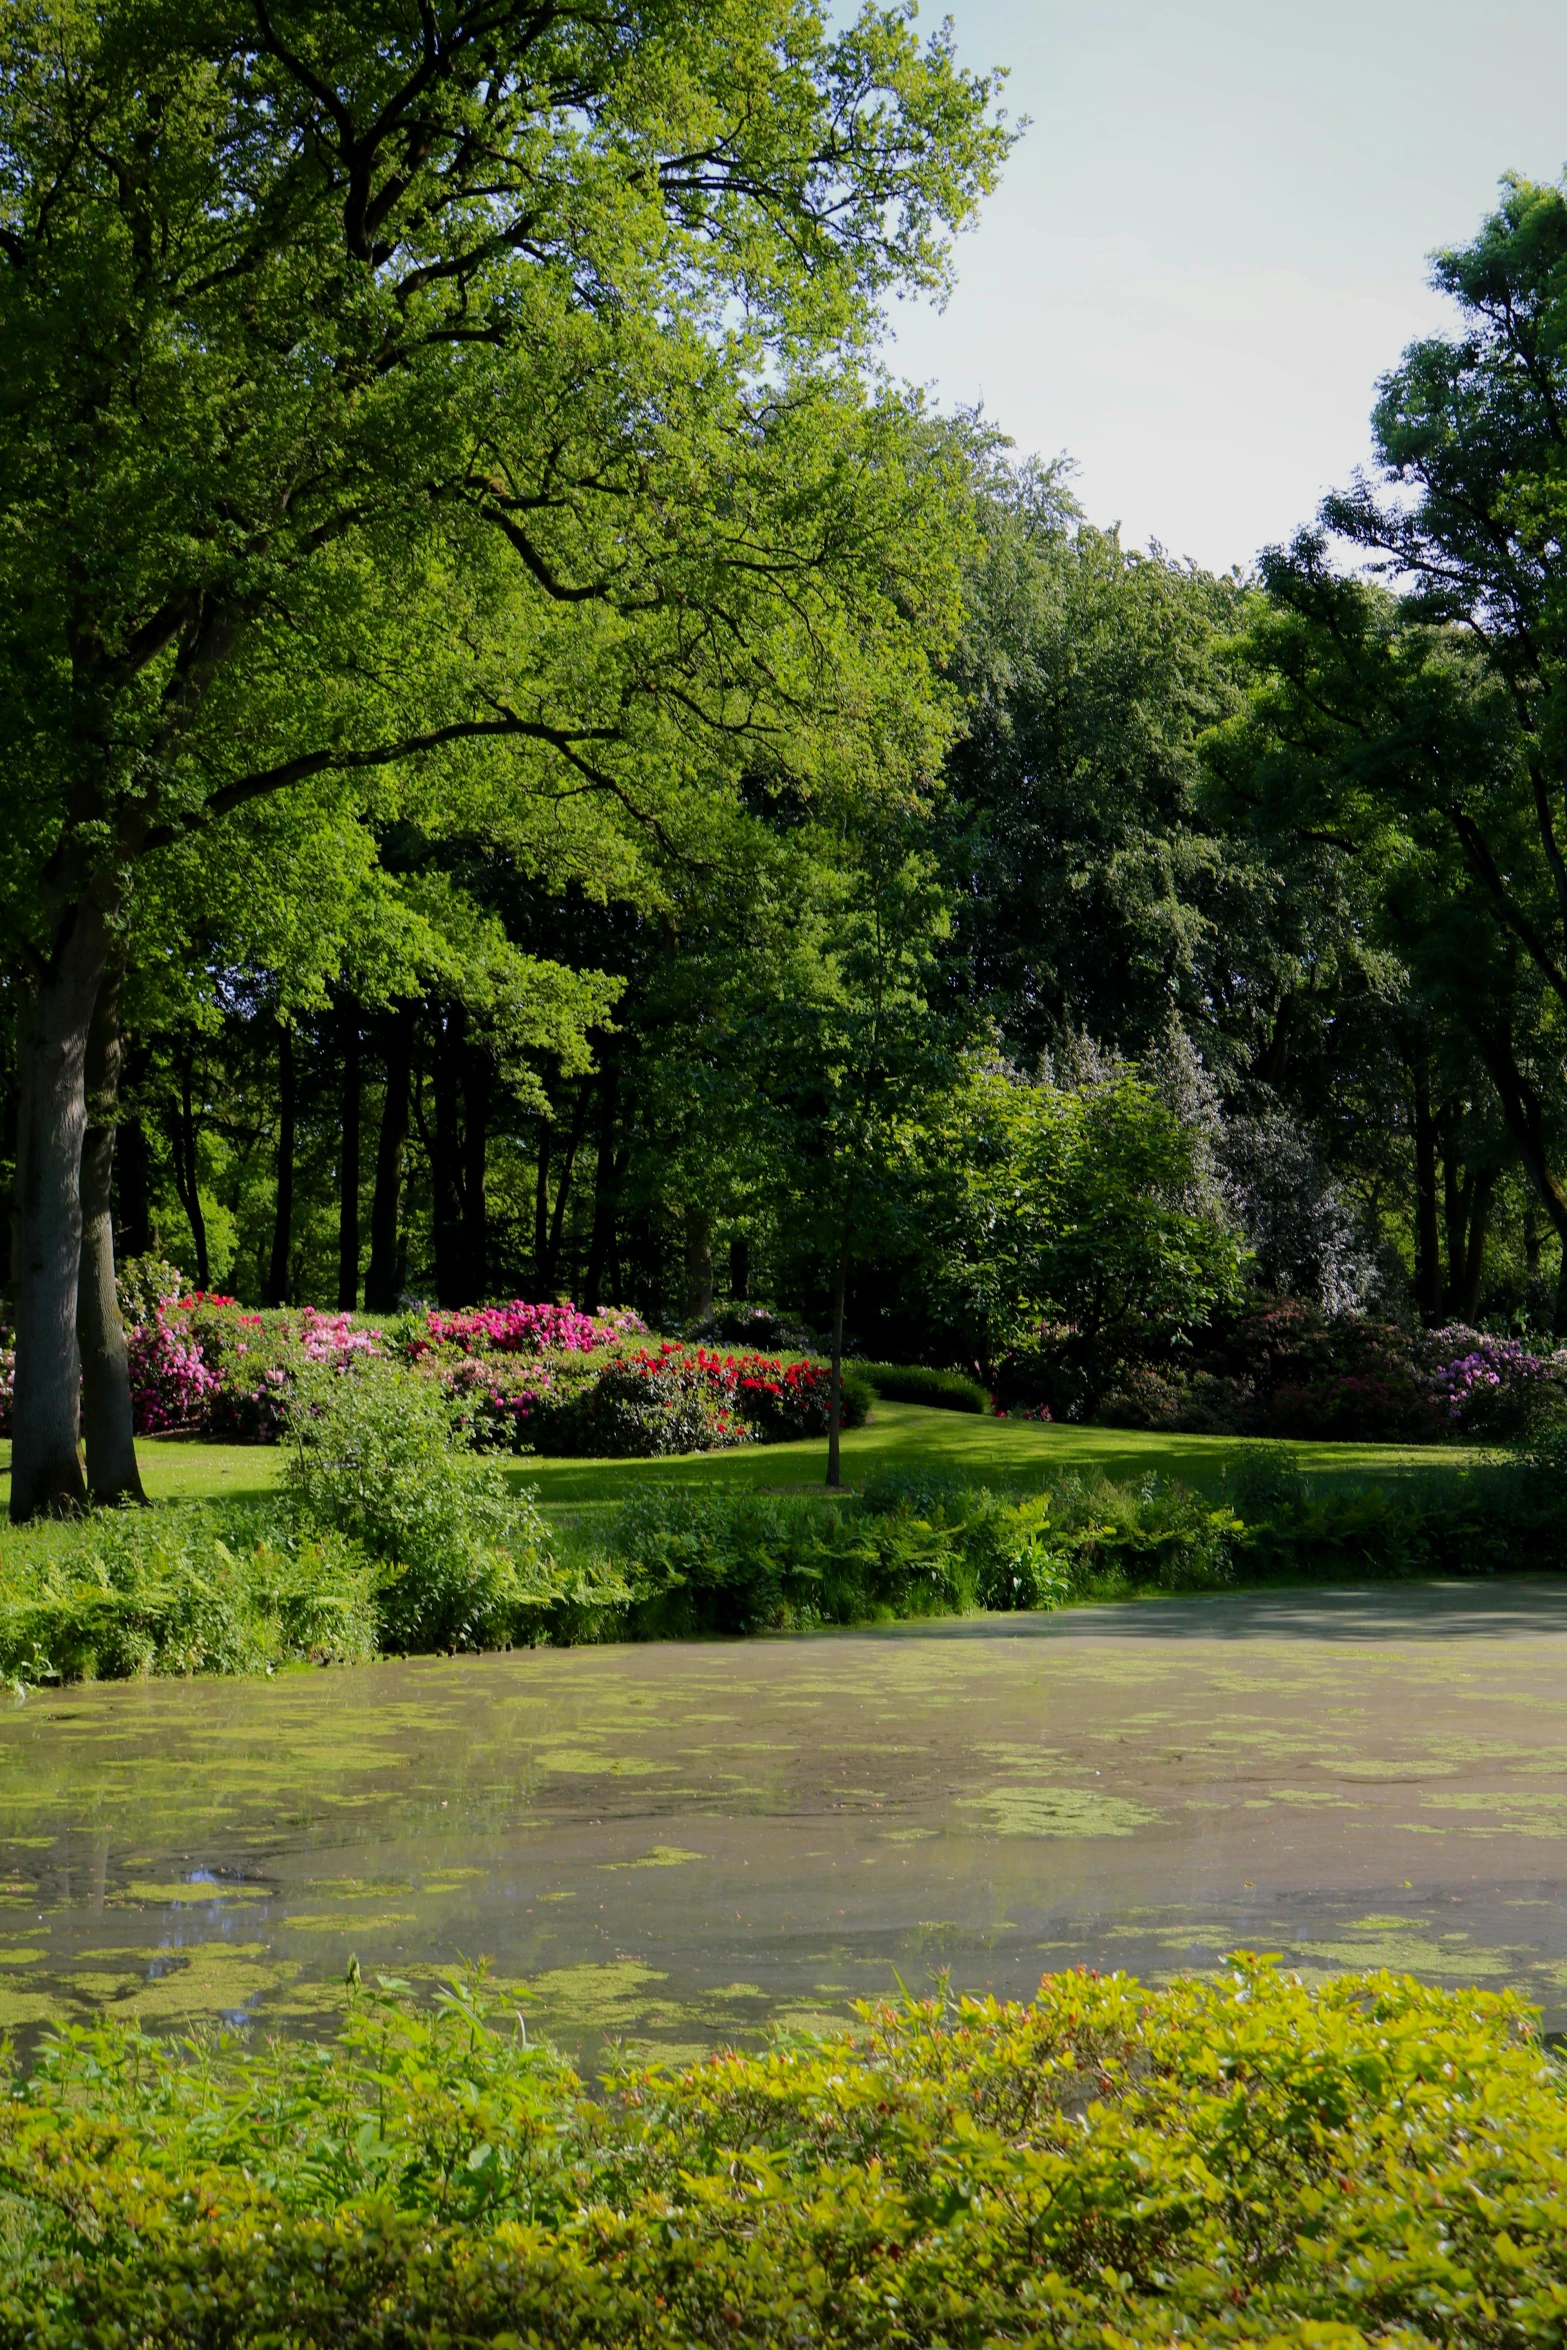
582;1057;621;1311
1411;1059;1441;1320
0;1050;16;1302
683;1206;714;1324
461;1037;491;1305
76;963;145;1505
337;1005;361;1311
427;1004;466;1308
1457;1168;1498;1320
728;1234;750;1301
169;1040;210;1290
1441;1136;1470;1317
263;1020;295;1307
9;899;111;1519
365;1005;414;1313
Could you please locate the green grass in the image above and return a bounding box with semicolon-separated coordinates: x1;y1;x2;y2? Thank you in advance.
0;1404;1484;1525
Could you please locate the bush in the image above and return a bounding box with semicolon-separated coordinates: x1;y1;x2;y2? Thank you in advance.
7;1961;1567;2349
857;1360;988;1412
0;1506;377;1688
283;1361;592;1652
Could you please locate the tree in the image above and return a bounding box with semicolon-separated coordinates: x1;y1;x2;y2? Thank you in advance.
0;0;1009;1515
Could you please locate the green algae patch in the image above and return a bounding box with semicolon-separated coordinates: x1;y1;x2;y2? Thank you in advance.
967;1784;1160;1838
525;1961;670;2031
534;1749;671;1777
116;1880;273;1905
283;1911;418;1933
601;1846;705;1870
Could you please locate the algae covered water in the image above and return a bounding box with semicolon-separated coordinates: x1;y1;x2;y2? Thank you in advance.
4;1580;1567;2063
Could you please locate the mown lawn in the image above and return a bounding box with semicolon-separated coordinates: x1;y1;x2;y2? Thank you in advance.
0;1401;1485;1546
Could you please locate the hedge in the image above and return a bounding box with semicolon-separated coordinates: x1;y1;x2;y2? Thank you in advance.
856;1360;989;1413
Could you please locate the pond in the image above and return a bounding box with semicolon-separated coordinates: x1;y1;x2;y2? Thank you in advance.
4;1578;1567;2067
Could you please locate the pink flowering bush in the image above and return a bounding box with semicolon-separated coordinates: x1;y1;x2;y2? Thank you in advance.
402;1300;645;1361
1423;1324;1566;1438
127;1296;382;1440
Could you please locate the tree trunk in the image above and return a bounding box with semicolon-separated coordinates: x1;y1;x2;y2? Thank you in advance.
76;963;145;1505
825;1200;853;1492
729;1234;750;1301
545;1080;591;1295
428;1004;466;1308
9;901;112;1521
461;1039;490;1306
365;1005;414;1313
1457;1168;1497;1321
533;1110;553;1296
263;1020;295;1308
1411;1060;1441;1319
582;1057;621;1311
1465;1023;1567;1333
170;1041;209;1289
1441;1138;1467;1318
683;1207;714;1324
337;1005;361;1311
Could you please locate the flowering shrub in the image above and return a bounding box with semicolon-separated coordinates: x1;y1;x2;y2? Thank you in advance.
402;1299;645;1361
557;1348;755;1457
1423;1324;1565;1438
127;1296;381;1440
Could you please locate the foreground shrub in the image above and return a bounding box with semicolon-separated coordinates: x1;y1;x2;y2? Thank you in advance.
0;1507;377;1687
283;1362;612;1651
5;1961;1565;2348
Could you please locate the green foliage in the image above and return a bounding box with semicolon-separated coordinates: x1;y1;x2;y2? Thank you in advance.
0;1506;376;1689
925;1064;1245;1395
4;1961;1565;2348
283;1361;592;1652
857;1361;988;1412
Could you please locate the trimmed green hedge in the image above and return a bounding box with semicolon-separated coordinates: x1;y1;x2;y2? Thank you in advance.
857;1360;989;1412
3;1960;1564;2346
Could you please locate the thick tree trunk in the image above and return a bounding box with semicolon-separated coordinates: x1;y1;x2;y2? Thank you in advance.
461;1038;490;1306
337;1006;361;1311
76;964;145;1505
1411;1061;1441;1319
263;1020;296;1307
365;1006;414;1313
683;1207;714;1324
582;1057;620;1311
825;1200;853;1493
10;902;111;1521
170;1042;210;1288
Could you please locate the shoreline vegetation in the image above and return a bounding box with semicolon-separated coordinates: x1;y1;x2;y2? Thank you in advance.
0;1398;1530;1693
5;1960;1566;2346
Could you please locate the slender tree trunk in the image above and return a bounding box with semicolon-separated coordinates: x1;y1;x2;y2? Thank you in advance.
729;1234;750;1301
1525;1192;1542;1282
1458;1168;1497;1320
365;1005;413;1313
1466;1023;1567;1333
582;1057;620;1311
9;901;112;1521
263;1020;295;1308
683;1207;714;1324
425;1003;467;1307
0;1050;17;1303
533;1111;553;1296
336;1006;361;1311
825;1194;854;1493
545;1080;591;1293
114;1084;151;1265
1441;1139;1466;1318
461;1039;490;1306
76;963;145;1505
170;1042;210;1289
1411;1061;1441;1319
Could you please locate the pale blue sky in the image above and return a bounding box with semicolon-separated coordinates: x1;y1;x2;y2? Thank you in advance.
887;1;1567;571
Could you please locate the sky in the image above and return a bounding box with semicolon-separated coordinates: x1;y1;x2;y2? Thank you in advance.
885;0;1567;573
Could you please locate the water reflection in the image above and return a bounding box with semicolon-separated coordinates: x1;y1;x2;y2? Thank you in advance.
3;1578;1567;2063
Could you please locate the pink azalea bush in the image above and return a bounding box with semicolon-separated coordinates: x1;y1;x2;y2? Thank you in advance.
127;1295;381;1440
404;1300;645;1360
